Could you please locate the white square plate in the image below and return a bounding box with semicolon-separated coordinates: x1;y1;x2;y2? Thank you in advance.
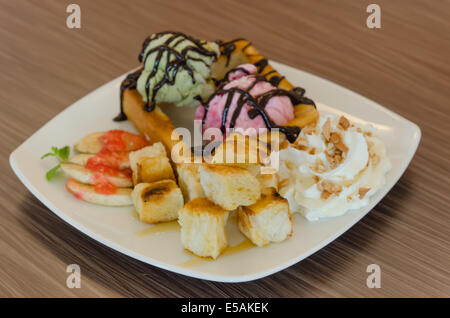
9;61;421;282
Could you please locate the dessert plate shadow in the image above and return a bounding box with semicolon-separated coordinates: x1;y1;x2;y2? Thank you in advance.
9;61;421;282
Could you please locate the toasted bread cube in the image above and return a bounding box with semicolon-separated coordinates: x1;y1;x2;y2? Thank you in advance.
131;180;183;224
199;164;261;210
221;162;261;177
129;142;166;172
176;163;205;202
178;198;229;259
212;132;268;164
210;132;266;176
238;188;292;247
257;173;278;192
132;155;175;185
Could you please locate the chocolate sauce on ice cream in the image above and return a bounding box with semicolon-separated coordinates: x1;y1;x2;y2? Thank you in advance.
139;31;219;112
201;73;314;143
116;35;316;144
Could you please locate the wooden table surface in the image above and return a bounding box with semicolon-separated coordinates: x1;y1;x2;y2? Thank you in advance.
1;0;449;297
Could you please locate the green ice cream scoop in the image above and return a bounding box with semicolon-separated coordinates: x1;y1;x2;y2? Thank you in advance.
137;32;220;109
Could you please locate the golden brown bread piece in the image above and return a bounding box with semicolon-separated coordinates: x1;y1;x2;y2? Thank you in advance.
178;197;229;259
199;164;261;211
238;188;292;247
132;155;175;185
122;89;180;153
131;179;184;224
176;163;205;202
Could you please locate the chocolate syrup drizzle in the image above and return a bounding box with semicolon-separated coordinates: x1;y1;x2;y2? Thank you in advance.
140;31;218;112
218;40;286;89
207;38;316;142
201;74;314;143
213;66;252;87
116;36;316;143
114;68;143;121
115;31;219;121
218;38;246;67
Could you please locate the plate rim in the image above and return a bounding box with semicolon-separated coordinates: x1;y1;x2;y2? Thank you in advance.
9;60;422;283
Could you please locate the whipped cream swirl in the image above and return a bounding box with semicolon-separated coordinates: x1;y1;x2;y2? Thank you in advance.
275;113;391;221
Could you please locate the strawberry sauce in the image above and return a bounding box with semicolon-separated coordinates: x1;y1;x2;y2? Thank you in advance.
99;129;148;152
66;179;83;200
83;130;147;194
91;174;117;195
86;150;131;178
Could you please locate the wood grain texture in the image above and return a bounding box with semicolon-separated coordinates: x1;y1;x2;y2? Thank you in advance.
1;0;449;297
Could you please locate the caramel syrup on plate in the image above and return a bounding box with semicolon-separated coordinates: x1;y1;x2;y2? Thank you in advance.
133;215;255;268
178;238;255;268
130;210;139;220
135;220;180;237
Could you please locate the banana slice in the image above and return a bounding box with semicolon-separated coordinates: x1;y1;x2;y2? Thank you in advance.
61;163;132;187
74;130;149;154
68;154;95;166
68;153;131;170
286;105;319;128
65;179;132;206
74;132;104;154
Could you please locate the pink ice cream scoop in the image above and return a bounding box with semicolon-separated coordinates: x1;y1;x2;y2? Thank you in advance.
195;64;295;137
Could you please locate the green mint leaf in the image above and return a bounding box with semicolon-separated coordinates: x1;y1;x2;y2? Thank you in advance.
41;152;56;160
42;145;69;181
46;164;61;181
58;146;70;161
42;145;70;161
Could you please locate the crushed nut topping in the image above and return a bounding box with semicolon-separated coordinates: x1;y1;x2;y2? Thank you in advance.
295;136;309;147
309;147;316;155
338;116;350;130
280;140;289;150
358;187;370;199
322;118;331;141
321;191;331;200
335;141;349;152
303;120;318;135
330;132;341;144
312;157;327;173
323;180;342;193
330;132;349;152
291;143;307;151
302;126;314;135
371;153;380;166
279;178;289;188
325;151;335;168
313;175;321;183
318;180;342;195
325;151;343;169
